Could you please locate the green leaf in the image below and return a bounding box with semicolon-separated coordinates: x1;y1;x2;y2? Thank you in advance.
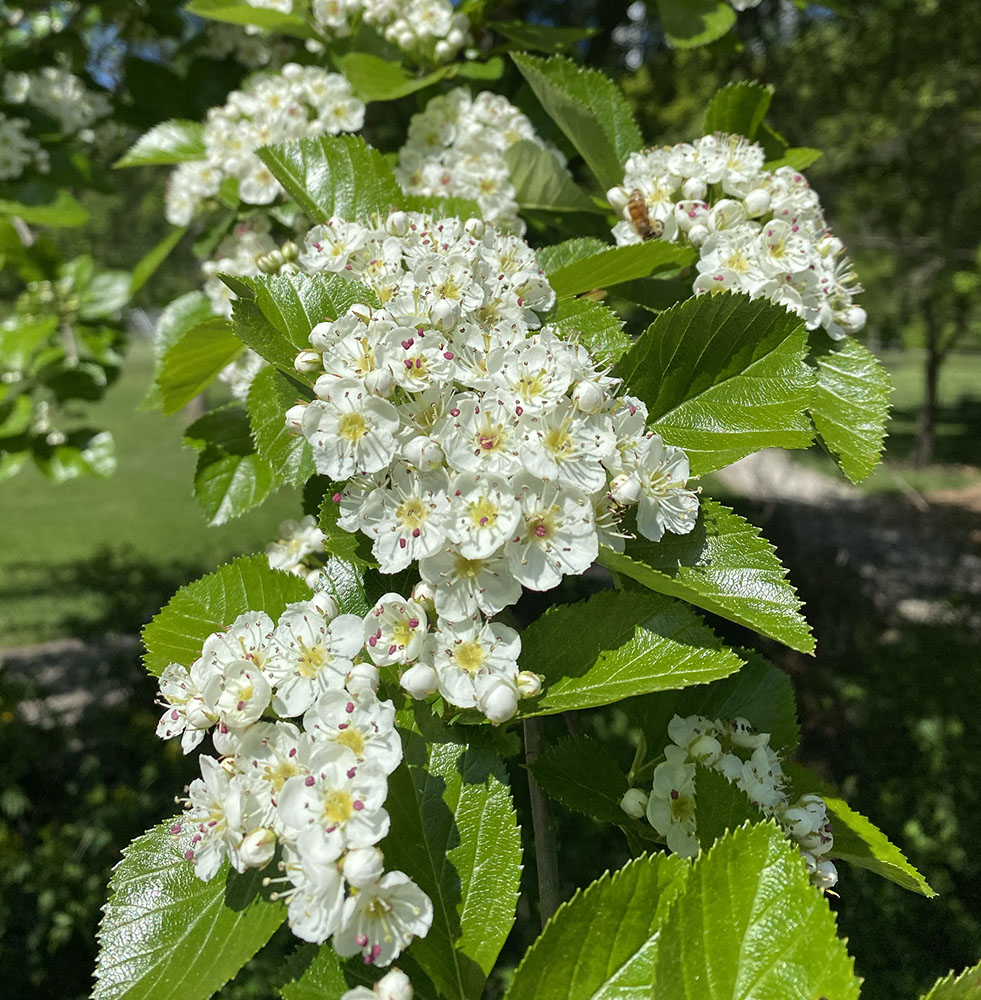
93;819;284;1000
808;332;892;483
652;823;860;1000
518;588;743;716
920;961;981;1000
186;0;314;37
247;365;314;485
158;318;242;415
257;135;402;223
0;395;32;437
34;429;116;481
505;853;689;1000
0;184;89;226
279;946;349;1000
144;292;216;410
703;82;773;140
232;297;302;376
142;553;311;676
624;650;801;757
0;316;57;369
503;140;601;215
614;292;816;474
785;764;934;896
693;767;766;851
130;226;187;296
548;296;632;365
511;52;643;190
78;270;133;320
115;119;206;167
336;52;450;101
318;492;377;571
764;146;823;171
537;236;607;275
227;270;375;353
612;276;694;314
318;556;371;618
383;706;522;1000
599;499;815;654
547;241;695;299
654;0;737;49
185;406;279;525
527;733;633;828
491;21;597;53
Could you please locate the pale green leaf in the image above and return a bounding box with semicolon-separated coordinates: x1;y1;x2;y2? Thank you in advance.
115;120;206;168
141;553;311;676
599;500;815;654
615;292;816;474
654;0;736;49
809;332;892;483
548;296;632;365
652;823;861;1000
920;961;981;1000
547;241;695;298
336;52;450;101
511;52;643;189
93;819;284;1000
382;706;522;1000
703;82;773;139
503;140;601;214
186;0;313;36
257;135;402;222
518;588;743;716
247;365;314;485
764;147;823;171
0;184;89;226
505;854;689;1000
130;226;187;295
158;318;242;415
34;429;116;481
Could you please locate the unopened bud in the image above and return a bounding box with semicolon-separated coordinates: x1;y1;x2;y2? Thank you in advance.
431;298;460;331
386;211;410;237
610;473;642;505
240;828;277;868
375;969;413;1000
743;188;771;217
434;40;452;61
365;368;394;397
400;663;438;700
257;249;284;274
309;321;333;350
516;670;542;699
185;696;215;731
464;217;484;239
410;581;436;617
620;788;649;819
284;402;306;435
682;177;707;201
280;240;299;262
709;199;747;231
294;350;322;372
346;662;380;697
835;305;867;334
687;224;709;247
606;186;629;213
572;380;604;414
402;435;444;471
342;846;385;887
477;677;519;724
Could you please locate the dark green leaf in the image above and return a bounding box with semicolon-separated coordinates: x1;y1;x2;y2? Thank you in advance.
693;767;766;851
703;82;773;140
615;292;815;474
318;491;378;571
279;946;349;1000
247;365;314;485
142;553;312;676
491;21;597;53
548;296;632;365
547;241;695;298
503;140;602;214
612;276;694;313
115;119;207;167
599;499;815;654
93;819;285;1000
654;0;737;49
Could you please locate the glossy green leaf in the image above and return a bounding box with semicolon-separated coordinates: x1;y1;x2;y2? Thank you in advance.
115;120;206;167
318;491;377;571
92;819;285;1000
809;332;892;483
693;767;766;851
921;961;981;1000
518;588;743;716
158;318;242;415
247;365;314;485
548;296;632;365
505;853;689;1000
317;556;371;618
651;823;861;1000
703;82;773;140
231;297;302;376
547;241;695;298
615;292;816;474
503;140;600;214
654;0;736;49
336;52;450;101
0;184;89;226
186;0;314;36
511;52;643;190
599;500;815;654
142;553;311;676
257;135;403;223
382;706;522;1000
144;292;216;410
34;429;116;481
279;946;349;1000
537;236;607;274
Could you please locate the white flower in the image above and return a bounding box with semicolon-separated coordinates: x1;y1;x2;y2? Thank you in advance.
419;547;523;621
179;756;250;881
155;659;218;753
363;594;429;667
646;745;698;858
623;435;699;542
202;659;273;731
447;472;521;559
282;835;347;943
333;872;434;967
267;515;325;573
303;689;402;775
429;616;522;713
518;401;615;494
434;394;523;477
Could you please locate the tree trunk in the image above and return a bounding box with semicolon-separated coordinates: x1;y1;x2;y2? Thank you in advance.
914;299;941;466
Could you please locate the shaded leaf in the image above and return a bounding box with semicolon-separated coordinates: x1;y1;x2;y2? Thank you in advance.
921;961;981;1000
0;184;89;226
337;53;450;101
491;21;597;53
34;429;115;481
503;140;601;214
703;81;773;140
654;0;736;49
693;767;766;851
130;225;187;295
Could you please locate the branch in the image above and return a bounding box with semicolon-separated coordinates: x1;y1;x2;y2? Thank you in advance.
524;716;561;928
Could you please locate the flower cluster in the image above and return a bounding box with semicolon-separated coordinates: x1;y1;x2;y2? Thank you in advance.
267;515;327;586
621;714;837;889
3;65;111;136
284;210;699;721
607;134;865;340
165;64;364;225
0;111;47;180
311;0;471;63
157;593;433;958
395;88;566;232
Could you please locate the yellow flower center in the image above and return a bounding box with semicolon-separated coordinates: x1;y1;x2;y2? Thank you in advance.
468;496;499;529
397;498;429;531
453;640;486;674
543;424;573;460
296;638;326;679
338;411;368;441
263;758;301;793
392;618;415;648
323;789;354;825
335;727;366;757
454;555;484;580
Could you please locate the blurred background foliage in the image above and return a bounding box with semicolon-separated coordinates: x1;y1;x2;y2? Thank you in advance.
0;0;979;997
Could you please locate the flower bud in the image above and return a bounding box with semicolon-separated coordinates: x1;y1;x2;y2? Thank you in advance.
620;788;649;819
284;403;306;435
375;969;413;1000
572;380;604;414
240;828;277;869
311;592;339;619
185;696;215;731
687;223;709;246
342;846;385;888
516;670;542;699
386;211;410;237
410;581;436;617
431;297;461;331
609;473;642;505
365;368;395;397
682;176;707;201
402;435;444;471
212;724;239;756
835;305;867;334
606;186;629;213
309;321;333;350
282;62;302;81
281;240;299;262
464;217;484;238
477;677;519;724
257;249;284;274
346;662;380;698
400;663;438;700
434;40;452;61
709;199;747;232
743;188;772;217
294;350;322;373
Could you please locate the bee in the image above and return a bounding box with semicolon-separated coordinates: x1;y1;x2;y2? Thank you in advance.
626;188;664;241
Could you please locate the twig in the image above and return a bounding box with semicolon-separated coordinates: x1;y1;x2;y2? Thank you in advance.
524;716;561;928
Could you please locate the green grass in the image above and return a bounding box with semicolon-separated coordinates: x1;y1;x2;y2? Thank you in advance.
0;339;300;647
